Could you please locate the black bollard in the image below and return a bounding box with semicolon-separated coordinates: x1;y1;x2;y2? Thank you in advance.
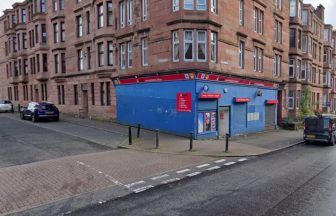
137;124;141;138
189;132;194;151
156;129;159;149
129;126;132;145
225;133;229;152
18;104;21;113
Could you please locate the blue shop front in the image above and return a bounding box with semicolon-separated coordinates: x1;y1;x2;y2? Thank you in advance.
114;72;279;139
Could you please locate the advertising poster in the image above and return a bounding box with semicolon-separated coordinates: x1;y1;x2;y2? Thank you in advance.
211;112;216;131
198;113;204;133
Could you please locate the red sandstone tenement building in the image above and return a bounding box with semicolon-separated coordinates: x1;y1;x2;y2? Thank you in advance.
0;0;332;135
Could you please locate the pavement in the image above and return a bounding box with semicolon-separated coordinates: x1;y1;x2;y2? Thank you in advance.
0;113;304;216
120;129;304;157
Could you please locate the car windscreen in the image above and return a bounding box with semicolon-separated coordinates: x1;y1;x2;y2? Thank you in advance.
0;100;4;104
39;104;55;110
305;118;329;130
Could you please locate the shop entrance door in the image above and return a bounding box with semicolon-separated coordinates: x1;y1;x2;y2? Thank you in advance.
219;107;230;137
265;105;276;130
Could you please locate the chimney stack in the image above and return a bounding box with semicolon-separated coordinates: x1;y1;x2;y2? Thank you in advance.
315;4;325;22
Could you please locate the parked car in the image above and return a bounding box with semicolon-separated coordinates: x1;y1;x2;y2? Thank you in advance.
0;100;14;113
304;115;336;146
20;102;59;122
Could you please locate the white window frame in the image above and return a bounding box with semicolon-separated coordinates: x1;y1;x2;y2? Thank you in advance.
211;0;217;13
210;32;217;63
288;90;295;110
142;0;148;21
127;42;132;68
141;38;148;66
184;0;194;10
120;43;126;69
197;30;207;62
172;0;179;12
172;31;179;62
108;42;114;66
126;0;133;26
239;41;244;68
78;49;84;71
196;0;206;11
120;1;125;28
239;0;244;26
289;58;295;78
184;30;194;62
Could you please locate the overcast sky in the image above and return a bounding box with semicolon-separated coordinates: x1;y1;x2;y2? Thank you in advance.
0;0;335;26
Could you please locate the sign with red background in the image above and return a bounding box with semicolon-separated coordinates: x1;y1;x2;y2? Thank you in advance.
176;93;192;112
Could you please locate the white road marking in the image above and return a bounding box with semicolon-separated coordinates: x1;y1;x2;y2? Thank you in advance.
215;159;226;163
224;162;236;166
134;185;154;193
238;158;248;162
207;166;221;171
187;172;202;177
176;169;190;174
151;174;170;181
197;163;210;168
161;178;181;184
125;180;146;188
76;161;132;191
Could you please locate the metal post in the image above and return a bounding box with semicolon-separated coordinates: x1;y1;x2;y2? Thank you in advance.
189;132;194;151
128;126;132;145
137;124;141;138
18;104;20;113
225;133;229;152
156;129;159;149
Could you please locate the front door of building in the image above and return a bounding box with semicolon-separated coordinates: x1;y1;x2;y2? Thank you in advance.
265;105;276;130
219;107;230;137
80;84;88;118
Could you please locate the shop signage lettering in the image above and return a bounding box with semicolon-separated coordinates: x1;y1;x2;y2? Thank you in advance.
116;72;277;88
234;97;250;103
266;100;278;105
176;93;192;112
199;93;221;99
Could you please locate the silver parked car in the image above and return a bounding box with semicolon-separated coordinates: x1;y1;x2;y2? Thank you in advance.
0;100;14;113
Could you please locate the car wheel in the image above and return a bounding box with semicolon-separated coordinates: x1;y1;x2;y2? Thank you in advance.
31;114;38;123
54;116;59;121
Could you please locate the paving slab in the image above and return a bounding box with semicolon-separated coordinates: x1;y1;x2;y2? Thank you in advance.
0;149;212;216
119;129;304;157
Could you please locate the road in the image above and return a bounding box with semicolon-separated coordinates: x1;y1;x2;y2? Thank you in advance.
0;116;111;168
72;143;336;216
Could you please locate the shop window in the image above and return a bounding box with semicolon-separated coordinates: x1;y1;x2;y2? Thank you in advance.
198;111;217;134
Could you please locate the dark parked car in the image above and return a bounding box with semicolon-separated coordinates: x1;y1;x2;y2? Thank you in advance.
304;115;336;146
20;102;59;122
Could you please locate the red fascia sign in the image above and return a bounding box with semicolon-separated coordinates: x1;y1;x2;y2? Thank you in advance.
234;97;250;103
266;100;279;105
176;92;192;112
198;93;222;99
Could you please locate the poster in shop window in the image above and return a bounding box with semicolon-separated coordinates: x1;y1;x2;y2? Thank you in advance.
211;112;216;131
205;112;211;131
198;113;204;133
198;111;217;134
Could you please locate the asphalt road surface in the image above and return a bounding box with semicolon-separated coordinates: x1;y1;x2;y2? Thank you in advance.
72;143;336;216
0;116;110;168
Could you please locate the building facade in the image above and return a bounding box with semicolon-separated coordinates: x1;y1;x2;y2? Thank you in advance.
0;0;294;138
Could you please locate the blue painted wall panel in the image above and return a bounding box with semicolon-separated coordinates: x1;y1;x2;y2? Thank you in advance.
196;81;277;136
116;80;196;136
